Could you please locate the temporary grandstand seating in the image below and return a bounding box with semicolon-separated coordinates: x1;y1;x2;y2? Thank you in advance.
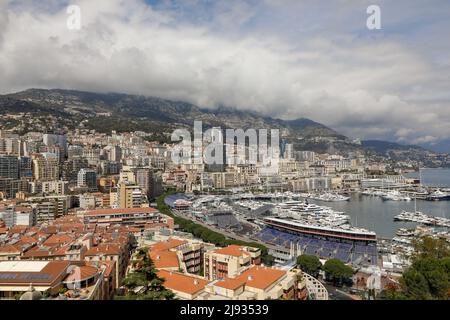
256;227;378;266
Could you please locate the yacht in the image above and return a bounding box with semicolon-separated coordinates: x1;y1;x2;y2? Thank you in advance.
263;216;377;243
396;228;415;237
394;210;450;227
426;189;450;201
302;192;350;202
382;190;411;201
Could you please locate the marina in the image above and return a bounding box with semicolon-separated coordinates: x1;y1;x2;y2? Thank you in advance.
167;192;379;267
394;211;450;227
298;193;351;202
165;189;450;273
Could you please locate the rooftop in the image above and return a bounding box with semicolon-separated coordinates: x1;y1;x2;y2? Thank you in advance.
150;250;180;269
234;266;286;290
214;277;246;290
0;260;70;284
150;238;187;252
212;245;251;257
83;207;159;216
64;265;99;283
157;270;210;295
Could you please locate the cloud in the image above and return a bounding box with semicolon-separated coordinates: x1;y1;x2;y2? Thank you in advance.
0;2;9;48
0;0;449;147
411;135;438;145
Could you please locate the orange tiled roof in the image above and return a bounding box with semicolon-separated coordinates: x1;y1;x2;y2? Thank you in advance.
43;234;75;246
85;244;122;256
52;244;72;256
212;245;250;257
235;266;286;290
150;238;187;252
15;236;38;246
214;277;246;290
64;265;99;282
9;225;28;234
22;245;57;258
150;250;180;269
84;207;158;216
157;270;210;295
40;226;58;234
0;244;22;254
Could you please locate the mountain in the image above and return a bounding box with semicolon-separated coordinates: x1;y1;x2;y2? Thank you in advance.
361;140;426;154
361;140;450;167
3;88;340;135
418;139;450;154
0;88;447;165
0;88;359;153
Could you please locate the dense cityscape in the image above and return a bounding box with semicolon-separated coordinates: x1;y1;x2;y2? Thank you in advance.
0;0;449;310
0;124;449;300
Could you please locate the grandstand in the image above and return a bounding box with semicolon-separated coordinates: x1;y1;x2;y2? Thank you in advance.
206;211;241;229
256;227;378;266
164;194;192;208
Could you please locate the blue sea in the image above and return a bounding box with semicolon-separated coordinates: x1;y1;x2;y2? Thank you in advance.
405;168;450;187
304;169;450;238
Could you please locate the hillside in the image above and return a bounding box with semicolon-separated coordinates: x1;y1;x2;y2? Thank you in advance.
0;88;359;154
362;140;426;154
0;88;446;164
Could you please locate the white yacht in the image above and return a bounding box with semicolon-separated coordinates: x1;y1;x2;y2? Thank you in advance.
382;190;411;201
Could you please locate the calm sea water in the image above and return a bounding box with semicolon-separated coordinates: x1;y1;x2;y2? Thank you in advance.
405;168;450;187
307;194;450;239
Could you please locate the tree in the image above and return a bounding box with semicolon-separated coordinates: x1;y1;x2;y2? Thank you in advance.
296;255;322;277
382;236;450;300
400;269;432;300
262;254;275;266
378;283;407;300
323;259;354;286
115;247;175;300
411;236;450;260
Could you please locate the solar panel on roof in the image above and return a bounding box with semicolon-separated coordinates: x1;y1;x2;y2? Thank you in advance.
17;273;51;281
0;273;18;280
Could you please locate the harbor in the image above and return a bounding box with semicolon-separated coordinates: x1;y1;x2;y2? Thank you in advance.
166;183;450;273
394;211;450;227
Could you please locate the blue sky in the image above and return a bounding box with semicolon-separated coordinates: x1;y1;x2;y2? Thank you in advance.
1;0;450;151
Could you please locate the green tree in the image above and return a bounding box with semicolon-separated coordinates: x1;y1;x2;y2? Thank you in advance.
400;269;432;300
296;255;322;277
114;247;175;300
411;236;450;260
323;258;354;286
381;236;450;300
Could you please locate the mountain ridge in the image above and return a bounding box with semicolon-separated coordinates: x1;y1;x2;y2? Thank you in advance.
0;88;444;159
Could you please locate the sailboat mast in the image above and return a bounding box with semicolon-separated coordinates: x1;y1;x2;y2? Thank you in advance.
419;167;422;187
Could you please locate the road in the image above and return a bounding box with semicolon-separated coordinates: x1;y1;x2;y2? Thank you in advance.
322;283;355;300
171;209;282;251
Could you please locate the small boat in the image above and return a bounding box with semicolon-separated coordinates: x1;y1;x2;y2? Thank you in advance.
396;228;415;237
